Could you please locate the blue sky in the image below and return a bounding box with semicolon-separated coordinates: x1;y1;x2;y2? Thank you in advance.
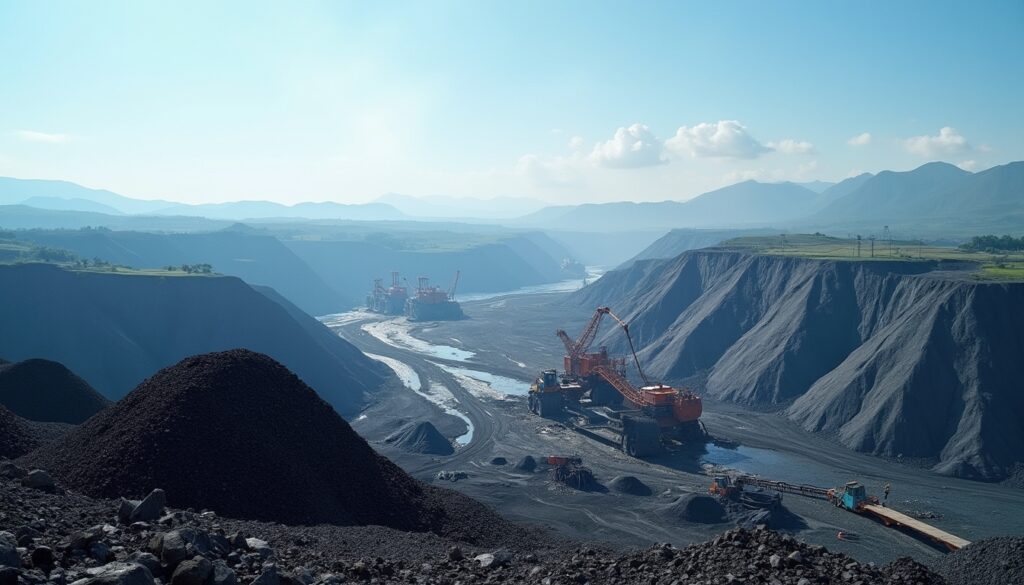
1;0;1022;204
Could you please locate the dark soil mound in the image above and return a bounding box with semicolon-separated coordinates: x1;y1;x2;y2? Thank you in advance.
664;493;727;523
0;404;39;459
938;536;1024;585
23;350;515;543
0;358;109;424
608;475;652;496
490;457;507;465
385;421;454;456
514;455;537;472
550;464;602;491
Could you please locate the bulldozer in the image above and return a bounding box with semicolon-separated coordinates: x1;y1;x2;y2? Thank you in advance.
528;306;704;457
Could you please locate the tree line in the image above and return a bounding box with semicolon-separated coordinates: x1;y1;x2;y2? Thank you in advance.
959;235;1024;252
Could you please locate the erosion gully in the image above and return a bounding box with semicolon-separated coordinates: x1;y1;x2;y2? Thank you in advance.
320;291;1024;567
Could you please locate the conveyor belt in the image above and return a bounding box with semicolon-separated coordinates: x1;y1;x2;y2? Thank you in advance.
863;504;971;551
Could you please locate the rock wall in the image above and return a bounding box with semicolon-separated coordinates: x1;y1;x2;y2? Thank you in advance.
0;264;388;416
574;250;1024;480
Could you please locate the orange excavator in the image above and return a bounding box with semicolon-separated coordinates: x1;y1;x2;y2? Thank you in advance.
530;306;704;456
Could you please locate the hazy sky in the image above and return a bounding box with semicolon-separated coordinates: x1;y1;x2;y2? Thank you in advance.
1;1;1022;205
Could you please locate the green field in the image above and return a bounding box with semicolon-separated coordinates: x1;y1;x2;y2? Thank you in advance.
0;236;215;277
719;234;1024;281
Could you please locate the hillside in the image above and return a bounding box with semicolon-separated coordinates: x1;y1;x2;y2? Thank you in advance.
17;227;345;314
514;181;819;232
573;249;1024;481
0;358;109;423
0;263;388;415
804;161;1024;234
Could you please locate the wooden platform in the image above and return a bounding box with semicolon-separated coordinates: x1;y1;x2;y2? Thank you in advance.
863;504;972;550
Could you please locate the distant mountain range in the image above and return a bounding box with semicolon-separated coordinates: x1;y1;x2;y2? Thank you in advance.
3;160;1022;237
513;161;1024;237
375;192;548;219
0;177;406;221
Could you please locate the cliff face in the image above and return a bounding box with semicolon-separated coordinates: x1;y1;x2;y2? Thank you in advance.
0;264;388;416
573;250;1024;480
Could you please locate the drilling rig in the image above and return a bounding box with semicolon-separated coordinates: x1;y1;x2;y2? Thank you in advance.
529;306;704;456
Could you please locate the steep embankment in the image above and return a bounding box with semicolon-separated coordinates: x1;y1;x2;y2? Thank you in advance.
574;250;1024;480
17;228;344;315
0;358;109;423
0;264;387;415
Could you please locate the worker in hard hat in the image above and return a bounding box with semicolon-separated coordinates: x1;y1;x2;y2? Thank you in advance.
883;482;891;505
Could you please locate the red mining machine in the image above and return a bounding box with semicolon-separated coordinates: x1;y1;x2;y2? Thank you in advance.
528;306;704;456
404;271;465;321
366;271;409;315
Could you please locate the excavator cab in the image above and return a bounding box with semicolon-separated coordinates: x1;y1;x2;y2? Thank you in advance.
838;481;868;511
709;475;735;497
541;369;559;389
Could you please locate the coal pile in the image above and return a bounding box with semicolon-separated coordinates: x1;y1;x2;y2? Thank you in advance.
384;421;454;455
608;475;652;496
0;358;109;424
550;463;601;491
664;493;727;524
23;350;518;544
938;536;1024;585
513;455;537;472
0;404;39;459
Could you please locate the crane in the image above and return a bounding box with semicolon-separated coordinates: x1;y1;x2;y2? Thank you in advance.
448;269;460;300
557;307;626;378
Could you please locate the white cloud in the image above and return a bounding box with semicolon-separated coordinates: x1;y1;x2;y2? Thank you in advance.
666;120;769;159
957;160;978;171
17;130;71;143
903;126;969;156
568;135;584;150
847;132;872;146
767;139;815;155
589;123;667;168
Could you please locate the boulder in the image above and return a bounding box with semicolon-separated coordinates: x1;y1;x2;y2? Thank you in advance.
0;568;18;585
65;525;105;552
80;562;155;585
210;561;236;585
159;531;191;570
245;538;274;560
170;556;212;585
117;500;141;525
250;566;279;585
130;490;166;523
0;533;18;568
126;552;160;576
21;470;55;491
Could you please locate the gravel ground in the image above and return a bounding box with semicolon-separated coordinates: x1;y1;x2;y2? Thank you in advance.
0;469;949;585
937;536;1024;585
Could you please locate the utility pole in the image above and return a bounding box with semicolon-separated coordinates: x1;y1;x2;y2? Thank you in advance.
856;235;862;258
869;235;876;258
883;225;891;257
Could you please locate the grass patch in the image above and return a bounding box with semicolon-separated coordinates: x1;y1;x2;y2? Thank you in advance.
719;234;1024;280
